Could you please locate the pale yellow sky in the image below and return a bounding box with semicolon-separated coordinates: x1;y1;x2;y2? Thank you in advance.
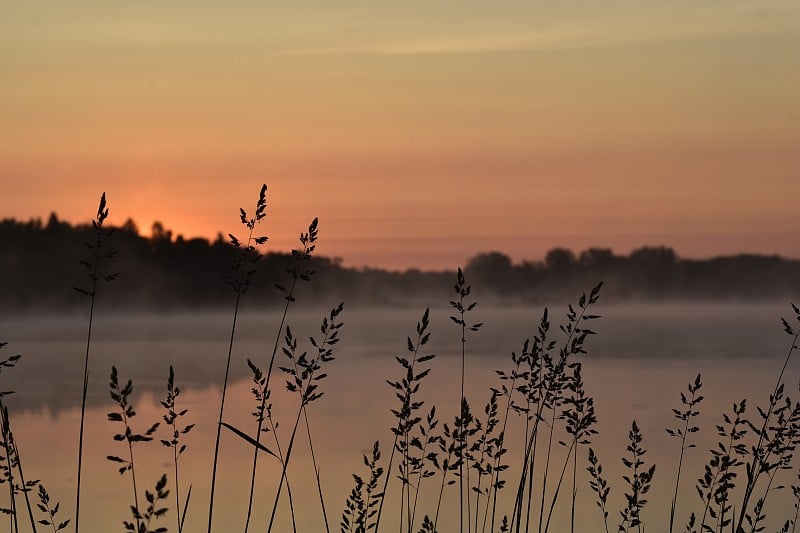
1;1;798;268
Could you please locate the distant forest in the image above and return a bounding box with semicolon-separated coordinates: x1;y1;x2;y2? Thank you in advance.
2;213;799;312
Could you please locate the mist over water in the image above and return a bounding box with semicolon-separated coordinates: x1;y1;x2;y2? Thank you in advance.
2;302;798;532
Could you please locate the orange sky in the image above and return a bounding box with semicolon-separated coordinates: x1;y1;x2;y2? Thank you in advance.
1;1;799;269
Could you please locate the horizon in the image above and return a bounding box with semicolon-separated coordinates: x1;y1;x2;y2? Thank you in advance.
6;210;800;272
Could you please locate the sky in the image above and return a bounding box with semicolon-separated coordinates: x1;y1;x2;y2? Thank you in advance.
1;1;798;270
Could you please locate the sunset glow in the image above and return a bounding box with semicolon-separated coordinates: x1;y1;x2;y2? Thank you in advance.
2;1;798;269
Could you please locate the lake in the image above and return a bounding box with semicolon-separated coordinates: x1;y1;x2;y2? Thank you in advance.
2;302;799;532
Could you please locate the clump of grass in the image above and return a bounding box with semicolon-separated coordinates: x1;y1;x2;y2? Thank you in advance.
247;217;322;533
693;398;748;532
244;356;297;531
510;283;602;533
734;305;800;531
160;366;194;533
0;343;22;530
1;404;21;532
484;338;527;531
543;363;597;533
374;308;435;533
73;192;117;532
267;303;344;533
0;342;40;533
106;366;160;533
470;390;502;533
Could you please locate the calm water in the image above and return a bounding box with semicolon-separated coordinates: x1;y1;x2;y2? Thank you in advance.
2;302;798;532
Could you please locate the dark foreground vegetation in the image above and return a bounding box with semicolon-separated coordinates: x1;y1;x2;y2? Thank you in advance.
1;186;800;533
2;213;800;313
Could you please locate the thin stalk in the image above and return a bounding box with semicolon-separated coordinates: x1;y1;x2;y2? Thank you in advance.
3;433;18;533
467;458;472;533
698;459;723;531
173;445;181;533
267;409;304;533
207;288;244;533
515;363;550;533
460;312;466;533
669;415;690;533
511;404;545;533
399;482;405;533
668;377;702;533
373;434;398;533
1;403;37;533
486;354;522;533
433;449;451;531
570;443;577;533
543;440;575;533
245;295;292;533
524;448;534;533
209;221;254;533
181;486;192;533
74;193;113;533
513;396;533;532
302;408;330;533
14;443;37;533
75;233;99;533
535;411;557;533
410;431;432;530
405;413;412;533
473;467;484;533
473;396;497;533
123;408;141;532
266;411;298;533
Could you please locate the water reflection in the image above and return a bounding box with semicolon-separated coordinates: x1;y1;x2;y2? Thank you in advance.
2;303;798;532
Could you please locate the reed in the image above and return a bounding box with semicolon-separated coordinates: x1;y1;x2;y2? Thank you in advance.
340;440;384;533
160;366;194;533
617;420;655;533
106;366;161;532
666;374;703;533
450;268;482;533
73;192;117;533
207;184;268;533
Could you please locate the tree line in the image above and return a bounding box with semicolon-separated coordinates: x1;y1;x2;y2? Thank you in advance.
1;213;798;312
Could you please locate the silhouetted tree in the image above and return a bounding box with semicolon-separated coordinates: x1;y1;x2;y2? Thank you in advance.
465;251;515;293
